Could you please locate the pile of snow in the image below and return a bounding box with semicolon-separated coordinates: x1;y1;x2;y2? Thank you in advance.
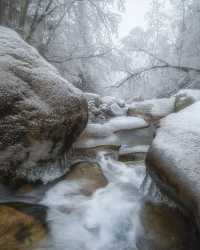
159;101;200;134
128;98;175;118
85;93;127;122
84;117;149;138
74;117;151;149
74;134;120;149
119;145;150;156
101;96;125;108
110;103;127;116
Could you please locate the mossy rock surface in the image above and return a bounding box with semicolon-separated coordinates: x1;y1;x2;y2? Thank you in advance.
175;96;194;112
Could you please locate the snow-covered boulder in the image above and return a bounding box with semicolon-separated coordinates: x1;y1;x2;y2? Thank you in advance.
0;27;88;182
109;103;127;116
175;89;200;111
84;92;102;107
101;96;125;108
128;98;175;120
86;93;127;122
146;102;200;230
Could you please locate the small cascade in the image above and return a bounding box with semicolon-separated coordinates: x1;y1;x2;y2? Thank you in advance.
37;152;147;250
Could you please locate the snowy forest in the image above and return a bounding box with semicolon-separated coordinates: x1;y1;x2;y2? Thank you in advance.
1;0;200;99
0;1;200;250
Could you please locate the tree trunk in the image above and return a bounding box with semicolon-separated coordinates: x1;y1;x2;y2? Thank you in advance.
19;0;30;29
0;0;6;25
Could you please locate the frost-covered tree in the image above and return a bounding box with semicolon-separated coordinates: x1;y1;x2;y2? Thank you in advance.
0;0;123;93
111;0;200;100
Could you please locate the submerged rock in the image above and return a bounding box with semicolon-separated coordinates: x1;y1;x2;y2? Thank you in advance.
146;102;200;231
0;27;88;182
64;162;108;195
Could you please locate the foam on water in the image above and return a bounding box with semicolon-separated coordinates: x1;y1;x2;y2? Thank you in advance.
39;153;146;250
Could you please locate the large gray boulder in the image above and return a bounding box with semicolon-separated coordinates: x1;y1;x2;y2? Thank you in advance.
0;27;88;182
146;102;200;231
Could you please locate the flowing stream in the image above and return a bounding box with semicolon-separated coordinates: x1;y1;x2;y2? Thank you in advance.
38;153;146;250
31;149;198;250
0;149;199;250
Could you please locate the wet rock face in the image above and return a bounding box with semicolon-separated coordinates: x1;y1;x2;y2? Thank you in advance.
0;27;88;182
64;162;108;195
0;203;47;250
139;202;200;250
146;102;200;231
119;145;149;163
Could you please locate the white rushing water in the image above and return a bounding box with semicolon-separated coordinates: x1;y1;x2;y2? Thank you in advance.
38;152;147;250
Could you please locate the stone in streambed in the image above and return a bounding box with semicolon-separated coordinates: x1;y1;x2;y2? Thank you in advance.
64;162;108;195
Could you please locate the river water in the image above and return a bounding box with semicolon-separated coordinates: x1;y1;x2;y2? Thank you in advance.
24;149;197;250
38;153;146;250
0;146;199;249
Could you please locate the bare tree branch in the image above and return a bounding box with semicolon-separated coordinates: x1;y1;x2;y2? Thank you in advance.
26;0;57;42
45;0;82;47
47;50;111;63
110;64;200;88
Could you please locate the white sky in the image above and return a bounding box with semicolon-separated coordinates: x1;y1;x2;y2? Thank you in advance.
118;0;150;38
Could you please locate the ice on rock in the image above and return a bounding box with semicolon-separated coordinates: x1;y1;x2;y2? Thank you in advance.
119;145;150;156
74;134;120;149
74;117;150;149
84;117;148;138
107;117;148;132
